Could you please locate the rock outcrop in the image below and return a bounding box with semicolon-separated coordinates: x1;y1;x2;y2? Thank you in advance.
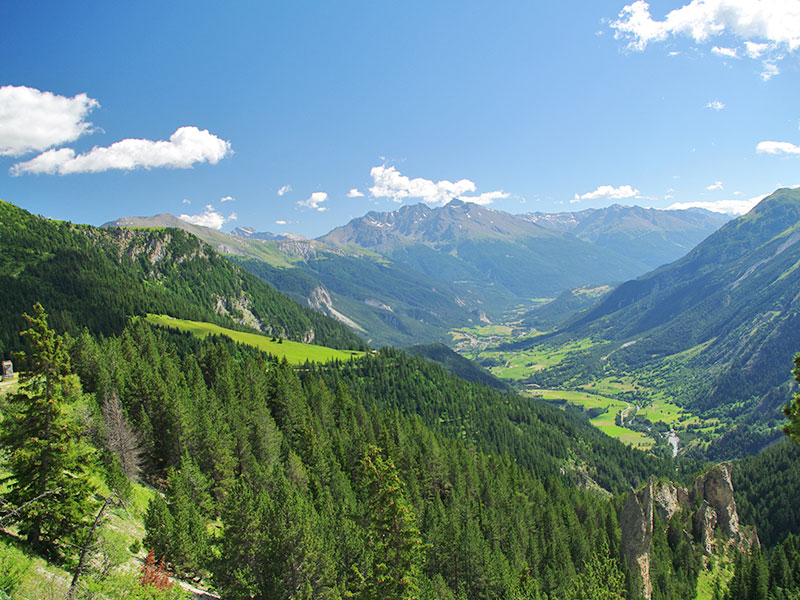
621;482;655;599
620;464;756;599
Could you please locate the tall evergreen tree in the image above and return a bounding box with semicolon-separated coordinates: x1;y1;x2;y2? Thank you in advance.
0;303;94;559
357;445;423;600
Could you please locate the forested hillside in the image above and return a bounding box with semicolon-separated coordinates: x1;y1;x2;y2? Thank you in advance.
0;200;365;355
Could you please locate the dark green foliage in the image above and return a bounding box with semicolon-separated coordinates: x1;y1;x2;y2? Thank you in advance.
0;200;365;356
733;440;800;548
301;347;673;493
403;343;507;391
783;352;800;443
0;304;94;560
66;320;657;598
724;537;800;600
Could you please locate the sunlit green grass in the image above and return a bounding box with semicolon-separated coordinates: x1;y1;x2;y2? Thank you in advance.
146;314;365;365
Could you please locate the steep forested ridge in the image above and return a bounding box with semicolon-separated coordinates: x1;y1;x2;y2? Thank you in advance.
0;200;365;356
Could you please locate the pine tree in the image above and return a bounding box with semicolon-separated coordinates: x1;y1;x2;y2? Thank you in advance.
0;304;94;559
357;445;423;600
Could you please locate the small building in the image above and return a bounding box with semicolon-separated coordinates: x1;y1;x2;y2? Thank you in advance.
1;360;12;381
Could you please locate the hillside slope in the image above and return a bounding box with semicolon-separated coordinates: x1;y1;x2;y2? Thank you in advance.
103;214;488;347
556;188;800;456
0;200;365;356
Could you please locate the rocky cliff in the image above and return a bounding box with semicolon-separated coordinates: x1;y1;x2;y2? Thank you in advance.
620;463;757;599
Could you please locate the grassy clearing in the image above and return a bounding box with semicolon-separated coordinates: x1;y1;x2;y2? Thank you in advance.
146;314;364;365
477;338;599;379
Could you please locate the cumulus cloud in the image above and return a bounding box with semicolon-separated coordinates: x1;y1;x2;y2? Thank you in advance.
220;195;234;202
179;204;237;229
667;194;766;214
347;188;365;198
11;126;231;176
0;85;99;157
706;180;724;190
368;165;508;206
574;184;641;202
298;192;328;211
611;0;800;78
277;184;292;196
757;140;800;155
706;100;726;110
711;45;738;58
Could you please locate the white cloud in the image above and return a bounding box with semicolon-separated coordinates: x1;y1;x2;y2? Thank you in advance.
0;85;99;157
667;194;765;214
745;40;770;58
459;190;511;205
760;61;780;80
11;126;231;176
706;180;724;190
220;195;234;203
179;204;237;230
298;191;328;211
611;0;800;78
182;198;191;205
275;219;288;225
368;165;507;206
706;100;726;110
756;140;800;155
574;184;640;201
712;45;738;58
347;188;365;198
277;184;292;196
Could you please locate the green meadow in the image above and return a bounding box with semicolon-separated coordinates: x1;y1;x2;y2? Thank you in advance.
146;314;365;365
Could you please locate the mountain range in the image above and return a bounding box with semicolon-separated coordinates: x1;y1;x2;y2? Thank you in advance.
106;201;727;346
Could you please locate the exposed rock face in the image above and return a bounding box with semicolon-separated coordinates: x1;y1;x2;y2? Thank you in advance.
619;465;755;598
621;482;654;599
692;463;740;542
694;501;718;555
1;360;12;380
653;481;688;524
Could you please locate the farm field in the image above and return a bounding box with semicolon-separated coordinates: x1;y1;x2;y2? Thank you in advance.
146;314;365;365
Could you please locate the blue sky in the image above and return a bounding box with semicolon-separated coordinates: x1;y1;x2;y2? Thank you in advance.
2;0;800;237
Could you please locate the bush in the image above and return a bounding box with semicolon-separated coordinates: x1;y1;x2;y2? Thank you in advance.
0;540;31;597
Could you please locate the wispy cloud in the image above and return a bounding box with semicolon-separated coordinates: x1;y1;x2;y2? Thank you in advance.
667;194;765;215
275;219;288;225
220;195;234;202
182;198;191;205
611;0;800;79
298;191;328;211
706;100;725;111
0;85;99;157
711;46;738;58
277;184;292;196
11;126;232;176
706;181;724;190
574;184;640;202
368;165;507;206
179;204;237;229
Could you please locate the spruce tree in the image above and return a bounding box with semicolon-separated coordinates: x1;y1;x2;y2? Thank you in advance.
0;303;94;559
